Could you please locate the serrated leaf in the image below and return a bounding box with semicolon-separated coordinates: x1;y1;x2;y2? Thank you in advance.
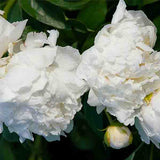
19;0;68;29
46;0;91;10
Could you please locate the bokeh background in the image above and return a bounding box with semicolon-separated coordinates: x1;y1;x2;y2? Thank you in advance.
0;0;160;160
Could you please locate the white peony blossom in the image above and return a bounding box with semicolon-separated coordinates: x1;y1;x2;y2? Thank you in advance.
77;0;160;126
0;13;27;58
0;30;87;142
104;125;133;149
136;90;160;148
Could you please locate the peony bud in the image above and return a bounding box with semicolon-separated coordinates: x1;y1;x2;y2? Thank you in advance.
104;125;133;149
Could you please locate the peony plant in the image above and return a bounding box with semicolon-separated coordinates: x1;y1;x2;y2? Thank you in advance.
0;0;160;159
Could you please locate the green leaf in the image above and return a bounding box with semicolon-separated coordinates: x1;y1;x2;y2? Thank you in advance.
125;153;135;160
153;16;160;33
143;0;159;5
67;19;90;33
8;1;22;22
2;125;19;142
126;0;159;6
57;29;76;46
81;32;96;52
19;0;68;29
46;0;91;11
70;115;97;150
82;93;104;138
125;143;144;160
21;26;35;41
65;0;80;2
0;138;15;160
77;0;107;30
153;17;160;50
0;0;6;10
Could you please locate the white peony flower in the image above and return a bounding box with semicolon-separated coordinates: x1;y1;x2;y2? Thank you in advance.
0;13;27;58
0;30;87;142
104;125;133;149
77;0;160;125
136;90;160;148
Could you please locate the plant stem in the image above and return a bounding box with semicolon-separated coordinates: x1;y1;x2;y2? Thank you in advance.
3;0;16;19
104;109;113;125
28;136;42;160
149;144;154;160
135;142;144;153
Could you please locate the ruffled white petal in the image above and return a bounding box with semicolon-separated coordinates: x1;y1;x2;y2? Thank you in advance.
24;32;47;49
111;0;126;24
0;30;87;142
136;91;160;148
77;0;159;126
0;15;27;57
55;46;81;71
47;30;59;47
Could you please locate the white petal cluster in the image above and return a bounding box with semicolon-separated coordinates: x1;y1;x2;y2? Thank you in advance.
0;12;27;58
0;30;87;142
136;90;160;148
77;0;160;126
1;0;160;148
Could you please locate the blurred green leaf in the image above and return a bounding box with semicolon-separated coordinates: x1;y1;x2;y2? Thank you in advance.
126;0;159;6
67;19;90;33
143;0;159;5
82;93;104;138
77;0;107;30
21;26;35;41
8;1;22;22
57;29;76;46
0;0;6;10
72;41;78;48
19;0;68;29
150;144;160;160
2;125;19;142
125;0;142;6
46;0;91;10
65;0;80;2
153;16;160;50
0;138;15;160
81;32;96;52
153;16;160;33
125;153;135;160
125;143;144;160
70;115;97;150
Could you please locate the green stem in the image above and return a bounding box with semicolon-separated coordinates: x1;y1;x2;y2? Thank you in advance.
149;144;154;160
3;0;16;19
105;109;113;125
135;142;144;153
28;136;42;160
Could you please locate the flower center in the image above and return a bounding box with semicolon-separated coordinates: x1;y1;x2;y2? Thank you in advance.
144;93;153;105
